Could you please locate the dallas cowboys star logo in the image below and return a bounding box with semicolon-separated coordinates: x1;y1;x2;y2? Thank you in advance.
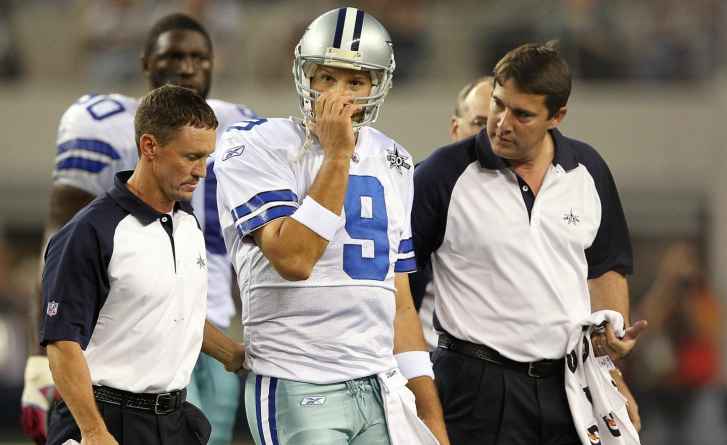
196;254;207;269
385;146;411;174
563;208;580;225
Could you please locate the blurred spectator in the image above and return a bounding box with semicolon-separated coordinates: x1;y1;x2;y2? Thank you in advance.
544;0;630;80
80;0;151;87
0;0;24;81
358;0;428;84
631;241;726;445
0;229;36;431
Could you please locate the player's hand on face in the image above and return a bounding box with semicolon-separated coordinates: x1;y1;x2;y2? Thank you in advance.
591;320;648;360
310;91;361;161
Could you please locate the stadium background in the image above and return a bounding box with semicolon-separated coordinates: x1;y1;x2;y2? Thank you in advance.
0;0;725;444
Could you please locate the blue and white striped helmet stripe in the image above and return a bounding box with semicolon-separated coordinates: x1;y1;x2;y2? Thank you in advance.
332;7;365;51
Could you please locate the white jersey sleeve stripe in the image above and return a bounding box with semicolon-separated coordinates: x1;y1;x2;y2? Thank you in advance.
57;138;122;160
397;237;413;254
394;257;417;273
232;189;299;220
236;204;298;237
395;236;417;272
55;157;110;174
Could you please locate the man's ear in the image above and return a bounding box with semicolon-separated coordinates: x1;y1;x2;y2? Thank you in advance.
547;106;567;129
449;116;459;142
138;134;159;160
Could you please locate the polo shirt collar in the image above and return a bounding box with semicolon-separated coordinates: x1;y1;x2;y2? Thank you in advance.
475;128;579;172
109;171;195;225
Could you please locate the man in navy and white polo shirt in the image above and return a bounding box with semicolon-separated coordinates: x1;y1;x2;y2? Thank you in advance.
411;42;648;445
40;85;244;445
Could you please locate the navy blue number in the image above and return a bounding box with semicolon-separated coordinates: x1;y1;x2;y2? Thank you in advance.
343;176;389;281
85;97;125;121
228;118;268;132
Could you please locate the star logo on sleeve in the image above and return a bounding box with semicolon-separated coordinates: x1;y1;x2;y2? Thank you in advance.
196;254;207;269
563;208;580;225
385;146;411;174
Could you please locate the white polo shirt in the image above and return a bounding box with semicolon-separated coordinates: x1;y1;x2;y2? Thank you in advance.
411;129;632;362
40;171;208;393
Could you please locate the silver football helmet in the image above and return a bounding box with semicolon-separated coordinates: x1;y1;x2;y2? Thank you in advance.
293;7;395;128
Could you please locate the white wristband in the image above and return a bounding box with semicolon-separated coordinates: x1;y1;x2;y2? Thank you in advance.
290;196;343;241
395;351;434;380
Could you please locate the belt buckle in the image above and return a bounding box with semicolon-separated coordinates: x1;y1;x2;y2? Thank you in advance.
527;362;542;378
154;392;175;415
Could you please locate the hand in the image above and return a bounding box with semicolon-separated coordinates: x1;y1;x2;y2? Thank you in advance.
21;355;59;444
80;428;119;445
591;320;648;360
610;369;641;431
224;343;245;374
310;91;361;161
420;414;451;445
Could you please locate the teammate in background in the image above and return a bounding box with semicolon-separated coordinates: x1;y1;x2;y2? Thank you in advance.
215;8;449;445
414;76;493;350
21;13;255;445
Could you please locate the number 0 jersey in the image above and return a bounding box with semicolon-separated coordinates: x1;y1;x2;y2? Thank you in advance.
214;117;416;384
53;93;257;329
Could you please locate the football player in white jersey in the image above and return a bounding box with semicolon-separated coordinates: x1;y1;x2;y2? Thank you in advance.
215;8;449;445
22;13;253;445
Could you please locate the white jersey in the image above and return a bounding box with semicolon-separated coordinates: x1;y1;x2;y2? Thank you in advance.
215;117;417;384
53;93;256;328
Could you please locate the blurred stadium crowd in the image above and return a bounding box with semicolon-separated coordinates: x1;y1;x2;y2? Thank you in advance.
1;0;726;444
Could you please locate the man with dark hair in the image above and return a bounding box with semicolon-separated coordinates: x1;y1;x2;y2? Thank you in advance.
22;13;255;445
40;85;244;445
411;42;647;444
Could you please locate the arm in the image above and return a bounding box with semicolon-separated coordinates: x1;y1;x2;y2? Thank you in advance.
393;273;450;445
252;92;358;281
202;320;245;373
588;270;648;358
589;271;646;431
22;185;95;444
29;185;95;353
46;341;117;444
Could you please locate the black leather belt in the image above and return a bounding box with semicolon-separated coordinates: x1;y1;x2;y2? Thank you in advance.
438;333;564;379
93;385;186;415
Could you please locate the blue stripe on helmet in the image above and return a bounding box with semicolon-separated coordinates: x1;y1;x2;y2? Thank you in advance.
351;9;365;51
332;7;347;48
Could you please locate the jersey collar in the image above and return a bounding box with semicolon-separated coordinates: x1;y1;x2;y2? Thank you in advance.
109;171;195;225
475;128;578;172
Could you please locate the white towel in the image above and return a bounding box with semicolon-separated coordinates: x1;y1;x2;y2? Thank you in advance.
377;368;440;445
564;310;641;445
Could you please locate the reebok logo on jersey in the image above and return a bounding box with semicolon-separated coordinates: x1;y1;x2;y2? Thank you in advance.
47;301;59;317
386;146;411;174
223;144;245;161
300;396;326;407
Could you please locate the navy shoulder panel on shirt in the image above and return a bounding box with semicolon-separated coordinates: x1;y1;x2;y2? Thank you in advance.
410;135;479;304
40;193;129;349
560;134;634;278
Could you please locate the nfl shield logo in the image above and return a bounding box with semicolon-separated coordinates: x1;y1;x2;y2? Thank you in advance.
47;301;59;317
